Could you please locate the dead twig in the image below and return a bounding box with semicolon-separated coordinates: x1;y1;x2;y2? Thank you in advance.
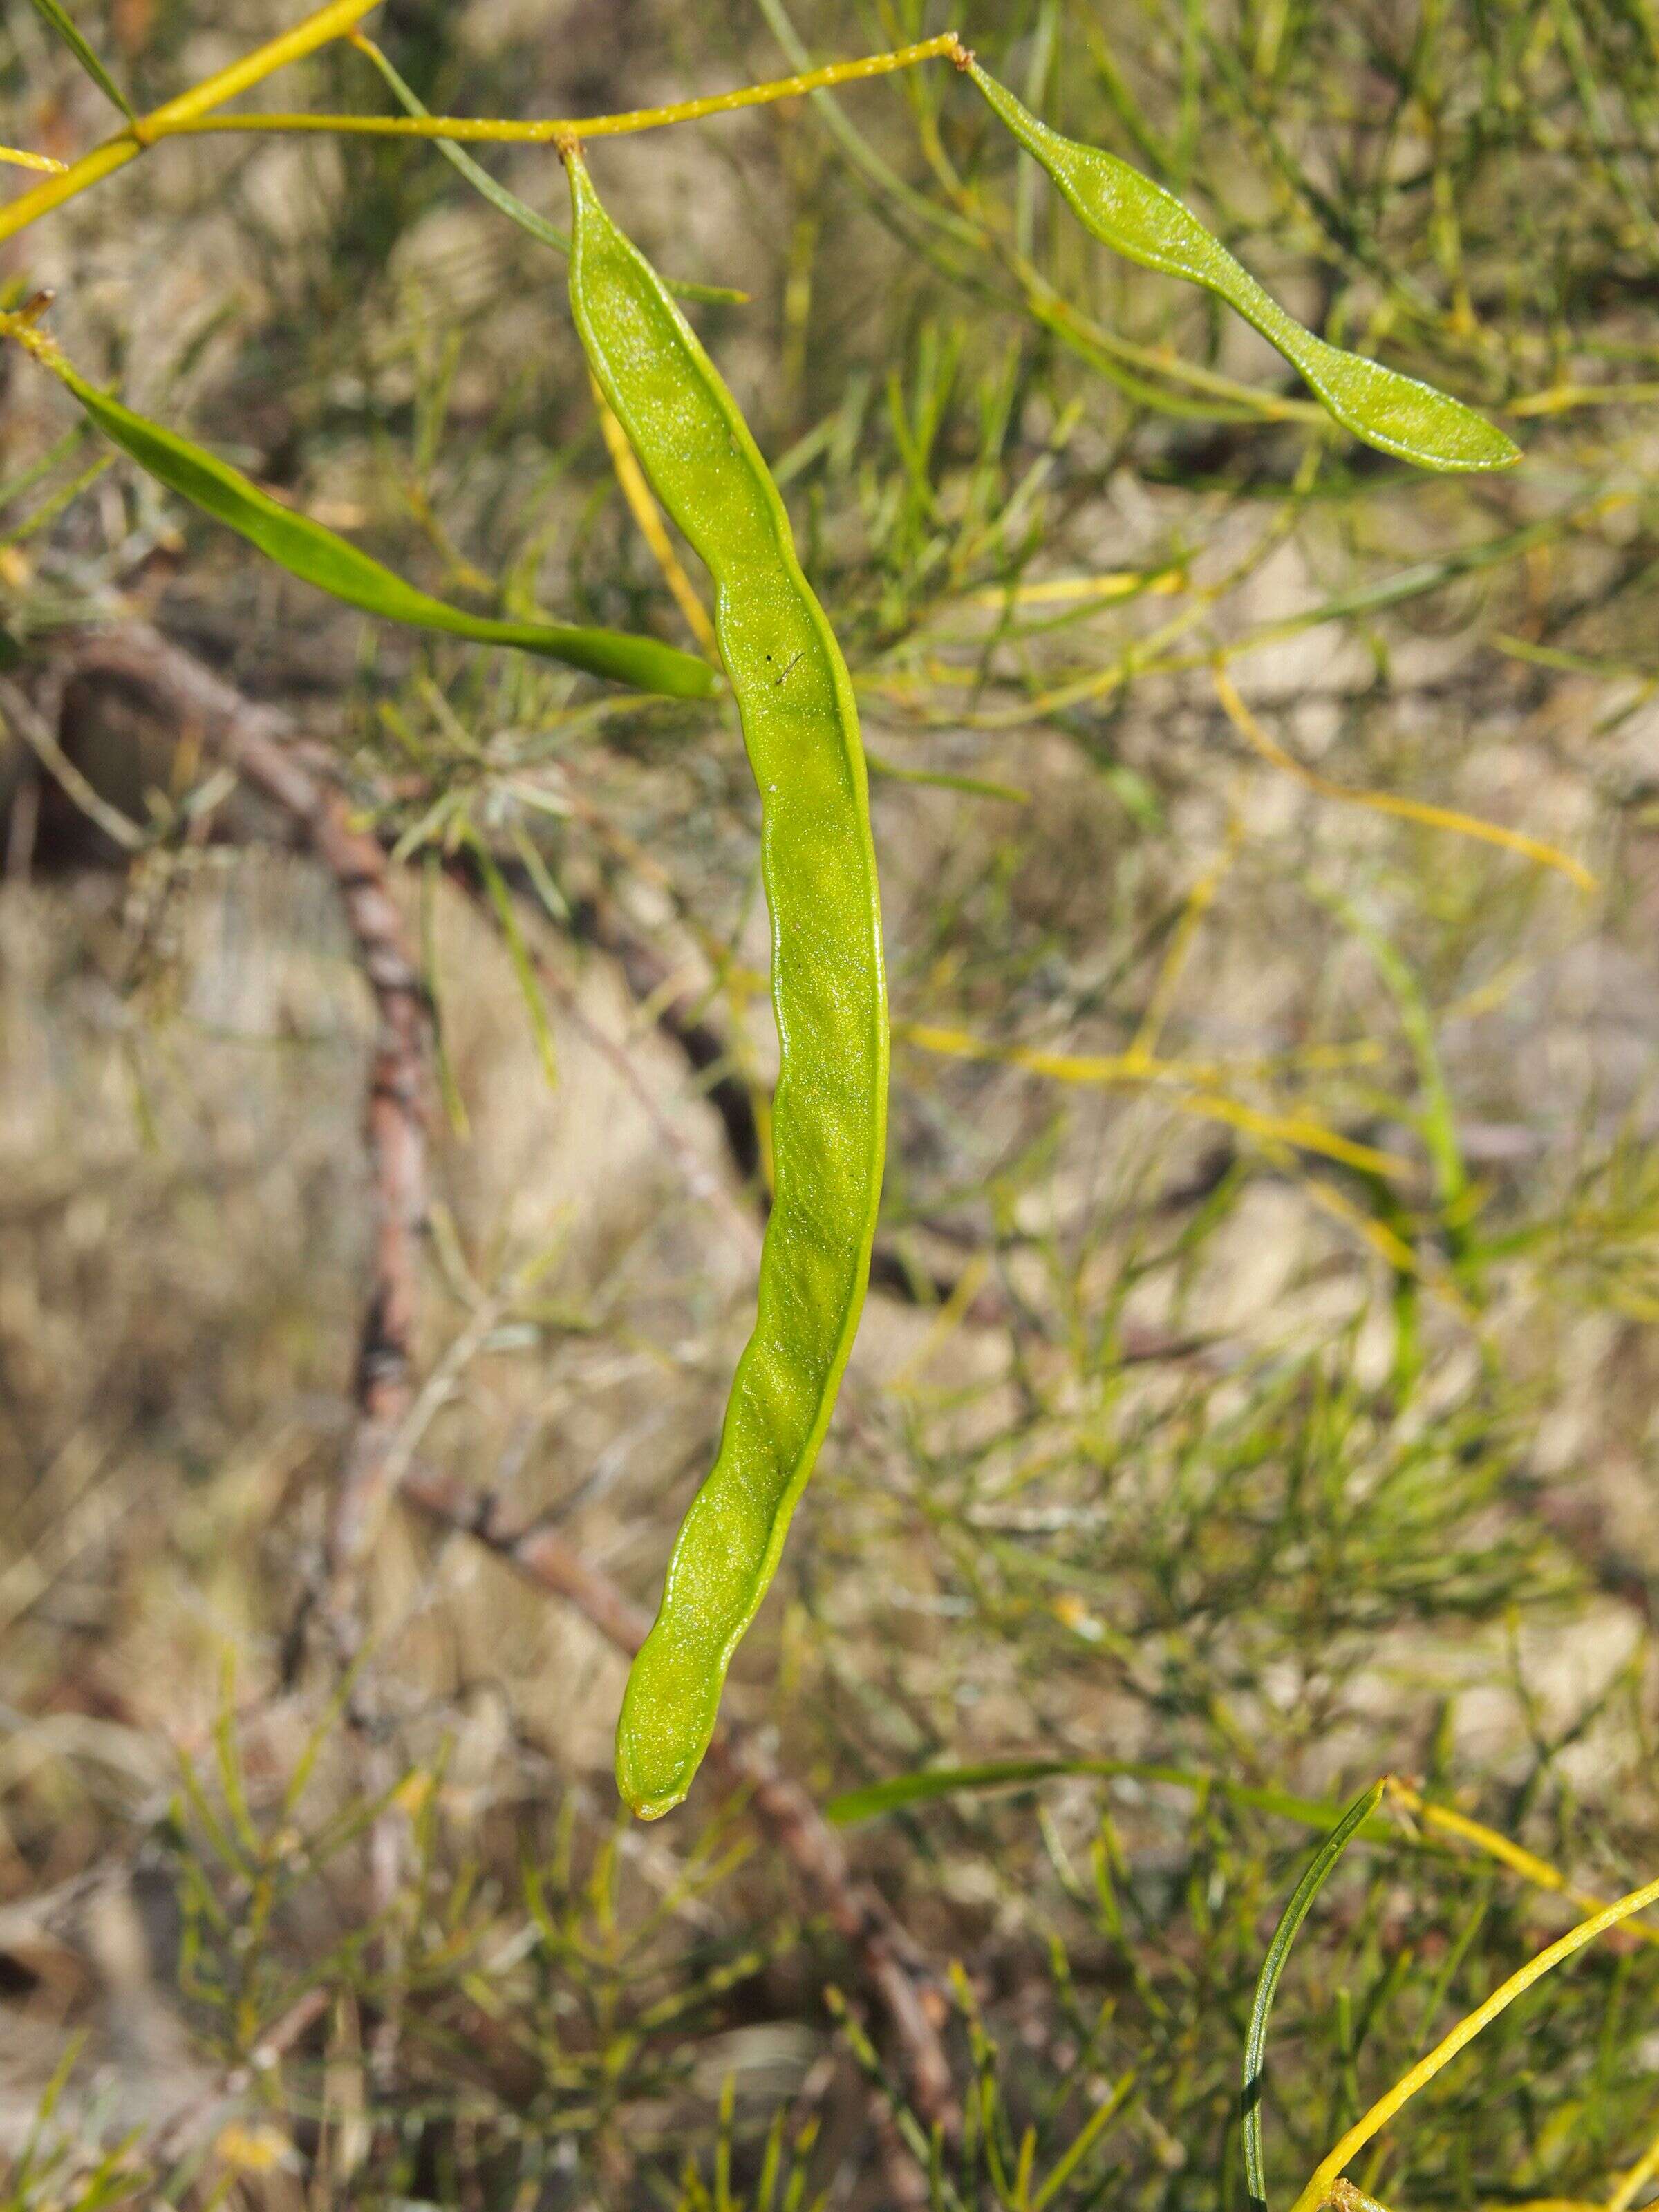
48;623;429;1615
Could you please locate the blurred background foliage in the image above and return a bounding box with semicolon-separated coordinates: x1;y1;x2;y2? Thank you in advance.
5;0;1659;2203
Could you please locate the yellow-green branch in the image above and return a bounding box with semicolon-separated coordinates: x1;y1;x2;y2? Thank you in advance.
0;0;383;243
129;34;966;147
0;17;966;246
1290;1872;1659;2212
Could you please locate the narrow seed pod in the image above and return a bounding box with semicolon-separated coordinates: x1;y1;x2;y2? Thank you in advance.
26;341;715;698
967;62;1520;474
565;149;888;1819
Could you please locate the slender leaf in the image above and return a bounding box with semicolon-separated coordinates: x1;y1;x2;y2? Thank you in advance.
865;747;1031;804
1031;2073;1136;2211
43;357;716;697
353;36;747;306
26;0;136;122
1242;1780;1387;2212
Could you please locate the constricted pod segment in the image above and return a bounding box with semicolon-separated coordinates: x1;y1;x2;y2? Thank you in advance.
967;60;1520;474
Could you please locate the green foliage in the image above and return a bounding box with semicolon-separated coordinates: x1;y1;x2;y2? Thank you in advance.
24;0;133;123
965;62;1518;472
1243;1781;1386;2211
10;330;715;697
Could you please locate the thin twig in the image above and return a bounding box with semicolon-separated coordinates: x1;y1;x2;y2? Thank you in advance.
142;35;967;150
50;624;429;1609
0;672;145;851
150;1983;330;2164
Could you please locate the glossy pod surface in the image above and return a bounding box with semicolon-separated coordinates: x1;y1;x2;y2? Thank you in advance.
968;62;1519;475
565;153;888;1819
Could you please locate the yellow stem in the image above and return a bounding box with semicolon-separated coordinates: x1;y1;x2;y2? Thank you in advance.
1296;1171;1432;1282
144;32;966;149
1289;1873;1659;2212
0;0;384;244
897;1020;1412;1179
1387;1780;1659;1949
962;566;1185;608
1212;663;1595;892
0;135;140;241
589;373;719;659
1607;2113;1659;2212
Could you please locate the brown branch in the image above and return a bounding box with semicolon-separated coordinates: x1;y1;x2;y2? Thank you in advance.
49;623;429;1604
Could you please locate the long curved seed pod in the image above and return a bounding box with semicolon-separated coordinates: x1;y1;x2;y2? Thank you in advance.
967;62;1519;474
9;327;715;698
565;150;888;1819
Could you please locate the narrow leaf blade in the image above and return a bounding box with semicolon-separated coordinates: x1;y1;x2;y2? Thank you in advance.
1242;1779;1387;2212
968;63;1519;474
352;35;745;306
26;0;136;122
44;357;715;697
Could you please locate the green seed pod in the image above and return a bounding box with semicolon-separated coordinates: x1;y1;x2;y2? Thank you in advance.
565;149;888;1820
968;59;1519;474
